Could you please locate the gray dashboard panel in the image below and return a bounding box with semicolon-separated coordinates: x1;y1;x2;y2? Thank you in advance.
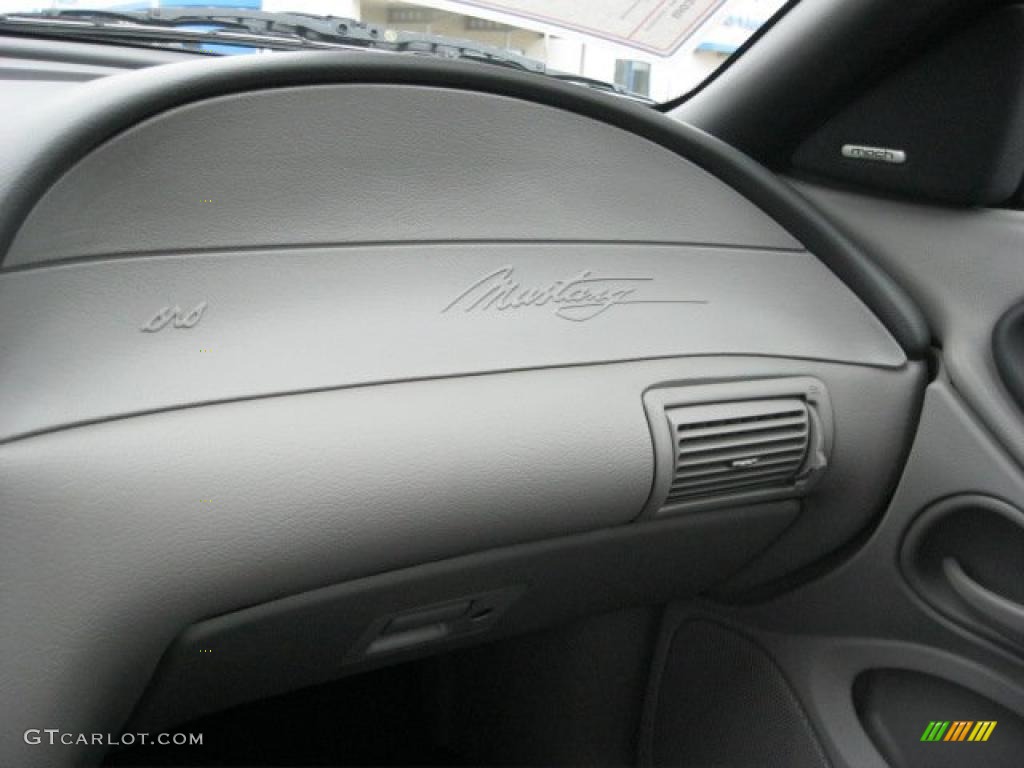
4;84;801;266
128;500;800;734
0;355;921;766
0;53;931;355
0;53;930;768
0;242;905;443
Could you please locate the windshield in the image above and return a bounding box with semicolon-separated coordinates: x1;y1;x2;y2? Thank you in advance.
0;0;789;102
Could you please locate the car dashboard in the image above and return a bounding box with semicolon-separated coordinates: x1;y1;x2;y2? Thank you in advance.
0;37;930;767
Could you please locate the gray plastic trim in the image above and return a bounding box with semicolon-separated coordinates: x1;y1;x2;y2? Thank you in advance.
0;242;905;444
902;494;1024;653
0;355;921;766
680;378;1024;767
793;179;1024;471
647;610;1024;768
4;84;800;266
944;557;1024;641
126;500;797;735
0;52;929;356
994;301;1024;416
641;377;833;517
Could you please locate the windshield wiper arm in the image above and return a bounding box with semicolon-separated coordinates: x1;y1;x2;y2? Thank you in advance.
545;72;655;103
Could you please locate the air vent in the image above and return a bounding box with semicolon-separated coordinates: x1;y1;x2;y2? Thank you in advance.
642;378;832;517
665;399;810;505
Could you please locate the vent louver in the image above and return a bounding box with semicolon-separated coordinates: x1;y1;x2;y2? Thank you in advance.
664;399;811;505
642;378;832;517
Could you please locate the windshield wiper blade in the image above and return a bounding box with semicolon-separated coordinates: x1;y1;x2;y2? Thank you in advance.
0;8;544;70
0;10;340;52
153;8;546;72
0;8;653;99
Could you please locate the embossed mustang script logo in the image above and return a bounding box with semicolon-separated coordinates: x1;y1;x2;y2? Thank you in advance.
442;266;707;322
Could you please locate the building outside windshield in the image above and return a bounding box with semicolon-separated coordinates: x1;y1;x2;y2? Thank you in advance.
0;0;787;102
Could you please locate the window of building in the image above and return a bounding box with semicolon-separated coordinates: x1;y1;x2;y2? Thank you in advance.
614;60;652;97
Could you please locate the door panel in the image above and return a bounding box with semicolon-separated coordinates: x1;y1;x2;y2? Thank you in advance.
643;380;1024;767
